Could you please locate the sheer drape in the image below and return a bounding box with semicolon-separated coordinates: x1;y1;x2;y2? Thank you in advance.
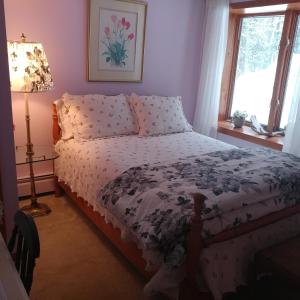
193;0;229;138
283;75;300;156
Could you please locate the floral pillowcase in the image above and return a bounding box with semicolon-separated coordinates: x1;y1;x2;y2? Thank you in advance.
62;93;138;140
129;94;192;136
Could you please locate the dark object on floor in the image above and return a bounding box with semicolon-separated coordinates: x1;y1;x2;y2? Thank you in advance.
223;276;300;300
8;210;40;294
255;235;300;288
223;235;300;300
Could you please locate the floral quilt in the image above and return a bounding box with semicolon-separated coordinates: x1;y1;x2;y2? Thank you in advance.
98;148;300;268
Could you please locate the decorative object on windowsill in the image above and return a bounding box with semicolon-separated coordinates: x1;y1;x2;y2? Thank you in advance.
7;33;54;217
250;115;285;137
232;110;248;128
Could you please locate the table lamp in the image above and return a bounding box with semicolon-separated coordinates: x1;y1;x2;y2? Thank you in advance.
7;34;54;217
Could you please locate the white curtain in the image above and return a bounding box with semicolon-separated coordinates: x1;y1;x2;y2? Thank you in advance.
193;0;229;138
283;75;300;156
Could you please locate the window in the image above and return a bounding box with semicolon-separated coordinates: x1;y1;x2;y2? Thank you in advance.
220;2;300;132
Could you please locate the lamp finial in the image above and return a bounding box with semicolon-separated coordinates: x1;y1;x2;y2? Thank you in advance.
21;33;26;43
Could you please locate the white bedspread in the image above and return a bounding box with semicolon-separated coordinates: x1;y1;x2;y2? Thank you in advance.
54;132;300;300
54;132;234;210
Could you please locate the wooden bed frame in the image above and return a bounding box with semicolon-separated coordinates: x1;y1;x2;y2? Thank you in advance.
53;104;300;299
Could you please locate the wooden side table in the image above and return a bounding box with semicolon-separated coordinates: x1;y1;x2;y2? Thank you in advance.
15;145;59;217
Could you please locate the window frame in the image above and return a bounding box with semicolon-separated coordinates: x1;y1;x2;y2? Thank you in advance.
220;2;300;132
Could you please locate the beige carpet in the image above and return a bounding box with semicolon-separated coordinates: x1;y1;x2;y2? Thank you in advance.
23;194;164;300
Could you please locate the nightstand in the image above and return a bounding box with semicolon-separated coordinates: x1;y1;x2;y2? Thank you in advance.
15;145;59;217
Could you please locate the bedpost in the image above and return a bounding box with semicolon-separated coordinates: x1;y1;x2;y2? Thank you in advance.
54;176;63;197
53;103;63;197
52;103;61;145
186;193;206;282
180;193;210;300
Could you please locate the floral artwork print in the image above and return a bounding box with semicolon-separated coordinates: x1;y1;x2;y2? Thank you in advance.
101;15;135;68
89;1;146;81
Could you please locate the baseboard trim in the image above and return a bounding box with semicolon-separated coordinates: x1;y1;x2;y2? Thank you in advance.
18;191;55;201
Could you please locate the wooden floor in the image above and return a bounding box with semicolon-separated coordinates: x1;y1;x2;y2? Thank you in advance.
22;194;164;300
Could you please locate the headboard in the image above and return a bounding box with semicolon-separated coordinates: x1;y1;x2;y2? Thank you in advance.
52;103;61;144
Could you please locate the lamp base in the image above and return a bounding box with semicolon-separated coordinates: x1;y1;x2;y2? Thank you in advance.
21;202;51;218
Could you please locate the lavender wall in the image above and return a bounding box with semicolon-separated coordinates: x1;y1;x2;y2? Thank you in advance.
0;0;18;238
4;0;205;144
4;0;205;190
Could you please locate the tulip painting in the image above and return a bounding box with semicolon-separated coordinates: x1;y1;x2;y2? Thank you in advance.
101;15;135;67
89;0;146;82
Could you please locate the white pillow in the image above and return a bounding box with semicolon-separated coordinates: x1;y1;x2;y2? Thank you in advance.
63;93;138;140
54;98;73;141
129;94;192;136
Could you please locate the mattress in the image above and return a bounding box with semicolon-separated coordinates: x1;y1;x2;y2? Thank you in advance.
54;132;300;299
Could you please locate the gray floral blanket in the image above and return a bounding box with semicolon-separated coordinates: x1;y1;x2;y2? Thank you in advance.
98;148;300;268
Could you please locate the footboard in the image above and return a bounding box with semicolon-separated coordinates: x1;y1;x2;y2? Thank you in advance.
182;194;300;299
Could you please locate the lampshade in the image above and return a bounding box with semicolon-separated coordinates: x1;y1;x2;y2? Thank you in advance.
7;37;53;93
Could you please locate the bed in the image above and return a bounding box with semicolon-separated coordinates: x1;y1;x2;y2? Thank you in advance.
52;94;300;300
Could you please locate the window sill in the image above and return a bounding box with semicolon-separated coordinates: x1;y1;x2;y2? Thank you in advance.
218;121;283;151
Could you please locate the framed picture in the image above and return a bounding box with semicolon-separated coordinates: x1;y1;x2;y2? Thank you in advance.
88;0;147;82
